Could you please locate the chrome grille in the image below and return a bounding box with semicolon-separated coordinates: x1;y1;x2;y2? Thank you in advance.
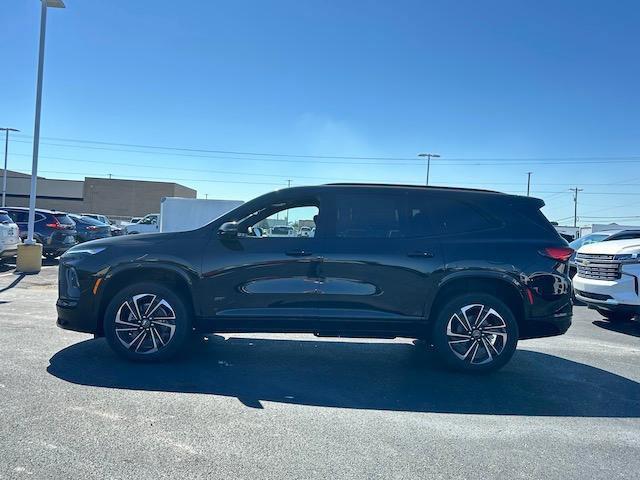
576;253;621;280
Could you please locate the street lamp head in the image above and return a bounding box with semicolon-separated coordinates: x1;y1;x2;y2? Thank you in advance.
45;0;65;8
418;153;441;158
0;128;20;132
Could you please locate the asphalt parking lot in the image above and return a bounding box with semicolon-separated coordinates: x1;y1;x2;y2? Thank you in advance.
0;261;639;479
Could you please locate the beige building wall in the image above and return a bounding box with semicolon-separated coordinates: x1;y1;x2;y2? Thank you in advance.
1;170;197;218
2;169;85;212
83;177;197;217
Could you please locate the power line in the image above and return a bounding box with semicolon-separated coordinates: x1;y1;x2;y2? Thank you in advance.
8;152;640;189
12;134;640;165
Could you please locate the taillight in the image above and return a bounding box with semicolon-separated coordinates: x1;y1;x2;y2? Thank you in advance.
46;221;71;230
539;246;574;262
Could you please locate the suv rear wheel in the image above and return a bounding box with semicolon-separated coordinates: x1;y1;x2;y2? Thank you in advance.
432;293;519;373
104;282;192;361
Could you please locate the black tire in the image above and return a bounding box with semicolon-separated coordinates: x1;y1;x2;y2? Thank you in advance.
104;282;192;362
431;293;519;373
598;310;633;324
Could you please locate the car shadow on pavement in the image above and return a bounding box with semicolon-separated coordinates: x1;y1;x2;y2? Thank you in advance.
593;320;640;338
48;336;640;417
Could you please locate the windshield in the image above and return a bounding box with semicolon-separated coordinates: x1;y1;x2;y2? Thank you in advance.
0;213;12;224
569;233;610;250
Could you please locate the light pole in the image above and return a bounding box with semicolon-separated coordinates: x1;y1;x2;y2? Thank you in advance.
526;172;532;196
26;0;65;245
418;153;440;186
17;0;65;273
0;127;19;208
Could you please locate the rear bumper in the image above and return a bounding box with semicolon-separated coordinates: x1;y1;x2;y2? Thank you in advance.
520;302;572;339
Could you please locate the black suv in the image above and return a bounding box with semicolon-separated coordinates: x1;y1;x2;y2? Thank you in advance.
57;184;573;372
6;207;77;259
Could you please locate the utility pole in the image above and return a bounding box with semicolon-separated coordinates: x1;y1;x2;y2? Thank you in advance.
526;172;532;196
285;180;291;225
570;187;583;227
0;127;20;208
418;153;441;186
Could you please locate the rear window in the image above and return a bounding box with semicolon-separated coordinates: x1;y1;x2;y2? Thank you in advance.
272;226;292;235
0;213;12;223
53;214;75;225
79;215;106;226
410;194;499;236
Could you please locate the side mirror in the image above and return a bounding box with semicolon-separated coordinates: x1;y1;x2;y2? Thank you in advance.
218;221;239;239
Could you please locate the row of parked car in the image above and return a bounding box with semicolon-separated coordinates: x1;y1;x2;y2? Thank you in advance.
0;207;118;261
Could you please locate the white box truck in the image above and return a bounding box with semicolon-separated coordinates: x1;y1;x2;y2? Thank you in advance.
159;197;244;233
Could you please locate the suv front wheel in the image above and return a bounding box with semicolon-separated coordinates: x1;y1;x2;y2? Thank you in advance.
104;282;192;361
432;293;519;373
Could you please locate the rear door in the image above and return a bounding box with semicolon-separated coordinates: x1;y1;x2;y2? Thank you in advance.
311;189;445;325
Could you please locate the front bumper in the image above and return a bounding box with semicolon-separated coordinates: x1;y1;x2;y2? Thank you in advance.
573;267;640;309
57;297;99;334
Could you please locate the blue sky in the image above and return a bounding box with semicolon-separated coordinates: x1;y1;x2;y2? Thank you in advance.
2;0;640;225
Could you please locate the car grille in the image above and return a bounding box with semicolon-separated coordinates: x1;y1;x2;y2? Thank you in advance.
575;253;621;280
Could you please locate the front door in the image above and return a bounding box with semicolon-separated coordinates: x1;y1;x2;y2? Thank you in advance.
200;197;325;330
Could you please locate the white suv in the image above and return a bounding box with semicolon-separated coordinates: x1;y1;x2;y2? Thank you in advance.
0;210;20;262
573;238;640;322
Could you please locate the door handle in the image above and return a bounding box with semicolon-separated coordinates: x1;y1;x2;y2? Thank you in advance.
407;251;434;258
285;250;313;257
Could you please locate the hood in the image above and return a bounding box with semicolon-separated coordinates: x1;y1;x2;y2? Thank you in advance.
578;238;640;255
66;230;192;251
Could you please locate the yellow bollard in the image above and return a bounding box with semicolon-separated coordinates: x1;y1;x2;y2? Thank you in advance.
16;243;43;274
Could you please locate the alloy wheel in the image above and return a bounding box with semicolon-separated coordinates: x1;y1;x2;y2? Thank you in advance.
114;293;177;354
446;303;507;365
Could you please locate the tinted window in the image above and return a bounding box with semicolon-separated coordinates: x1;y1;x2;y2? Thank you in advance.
608;232;640;241
0;213;12;223
428;197;497;235
335;193;404;238
54;214;75;225
79;215;106;226
9;211;29;223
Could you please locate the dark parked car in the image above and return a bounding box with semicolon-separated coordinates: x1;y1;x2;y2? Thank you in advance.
69;214;112;243
6;207;77;259
57;184;573;372
81;213;123;236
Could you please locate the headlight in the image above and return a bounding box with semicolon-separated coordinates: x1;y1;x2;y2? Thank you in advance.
614;253;640;263
64;246;107;257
